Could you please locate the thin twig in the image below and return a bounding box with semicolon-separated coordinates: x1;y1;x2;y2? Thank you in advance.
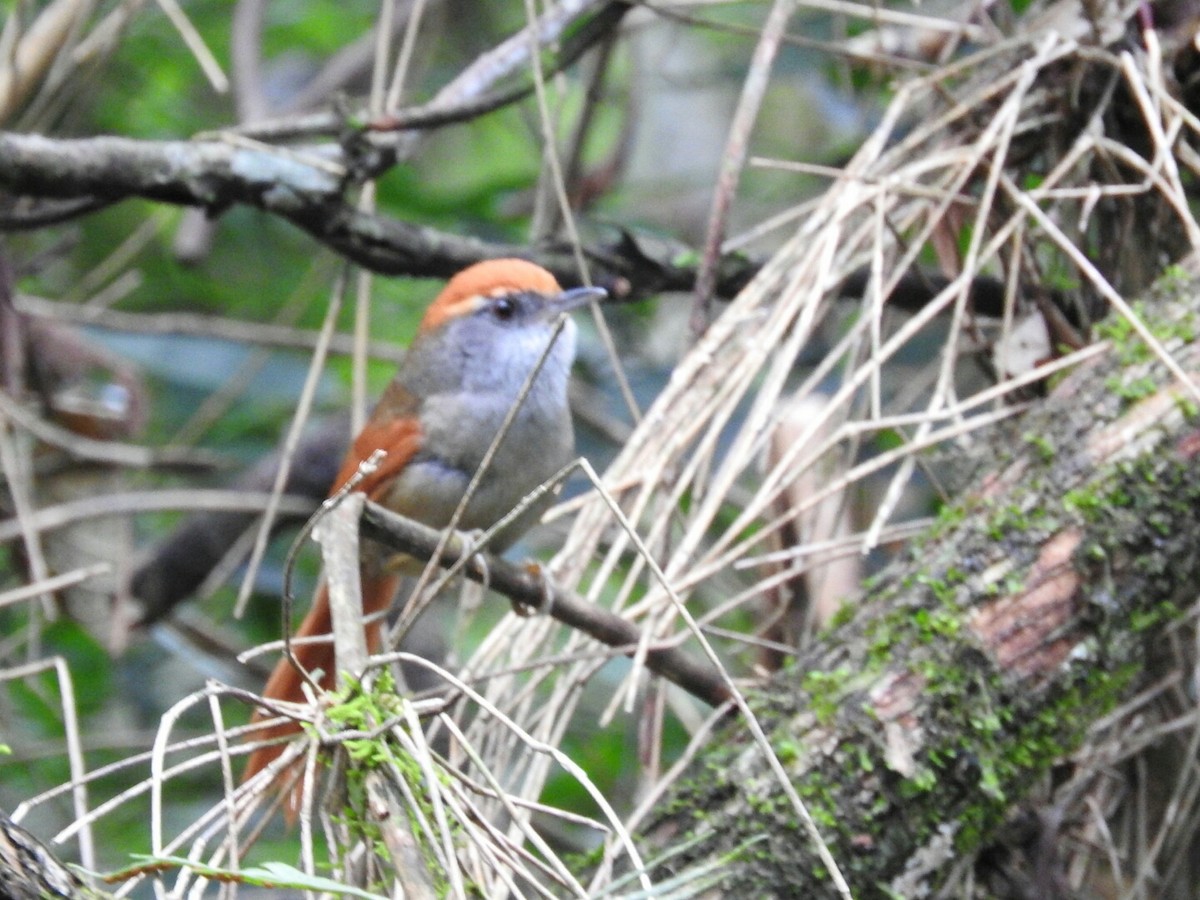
232;264;350;617
690;0;795;337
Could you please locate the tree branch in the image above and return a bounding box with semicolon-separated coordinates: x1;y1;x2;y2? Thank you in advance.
227;0;633;144
0;131;757;297
358;499;733;708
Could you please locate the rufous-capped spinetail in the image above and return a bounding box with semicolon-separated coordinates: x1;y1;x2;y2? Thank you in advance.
242;259;603;786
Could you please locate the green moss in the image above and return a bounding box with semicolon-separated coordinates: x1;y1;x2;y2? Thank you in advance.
864;613;903;668
912;607;961;640
1160;263;1191;284
852;482;1145;851
794;771;840;831
932;501;967;535
899;766;937;797
1129;602;1180;632
985;501;1045;540
776;737;802;764
1106;372;1158;403
1094;300;1199;413
319;671;464;895
915;572;957;606
1096;311;1151;364
1023;432;1056;463
1063;486;1104;519
324;671;408;768
802;667;854;724
1175;395;1200;419
849;439;1187;860
827;600;857;629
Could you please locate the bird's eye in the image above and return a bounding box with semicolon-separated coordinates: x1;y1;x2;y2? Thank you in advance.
492;296;516;320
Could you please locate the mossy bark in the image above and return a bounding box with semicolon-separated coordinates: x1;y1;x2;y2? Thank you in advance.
0;810;111;900
640;267;1200;897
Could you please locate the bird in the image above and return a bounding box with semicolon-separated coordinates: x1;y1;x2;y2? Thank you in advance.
242;258;604;786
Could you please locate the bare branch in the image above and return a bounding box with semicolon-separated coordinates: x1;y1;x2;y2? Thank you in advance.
223;1;633;146
0;131;756;296
358;499;733;708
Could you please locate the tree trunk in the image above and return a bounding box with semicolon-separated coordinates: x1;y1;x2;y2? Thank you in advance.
0;810;109;900
639;264;1200;897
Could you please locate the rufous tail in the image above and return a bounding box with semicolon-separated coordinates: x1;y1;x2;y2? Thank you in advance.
242;573;400;785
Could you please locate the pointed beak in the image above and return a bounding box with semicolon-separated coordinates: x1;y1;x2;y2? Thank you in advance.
546;285;606;317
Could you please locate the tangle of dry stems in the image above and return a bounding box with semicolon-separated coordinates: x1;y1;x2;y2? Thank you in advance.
454;5;1200;896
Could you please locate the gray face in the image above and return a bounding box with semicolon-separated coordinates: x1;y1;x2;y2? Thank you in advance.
385;289;580;536
401;291;578;408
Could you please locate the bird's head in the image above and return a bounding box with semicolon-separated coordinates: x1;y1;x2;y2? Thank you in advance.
419;258;604;333
405;259;605;399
